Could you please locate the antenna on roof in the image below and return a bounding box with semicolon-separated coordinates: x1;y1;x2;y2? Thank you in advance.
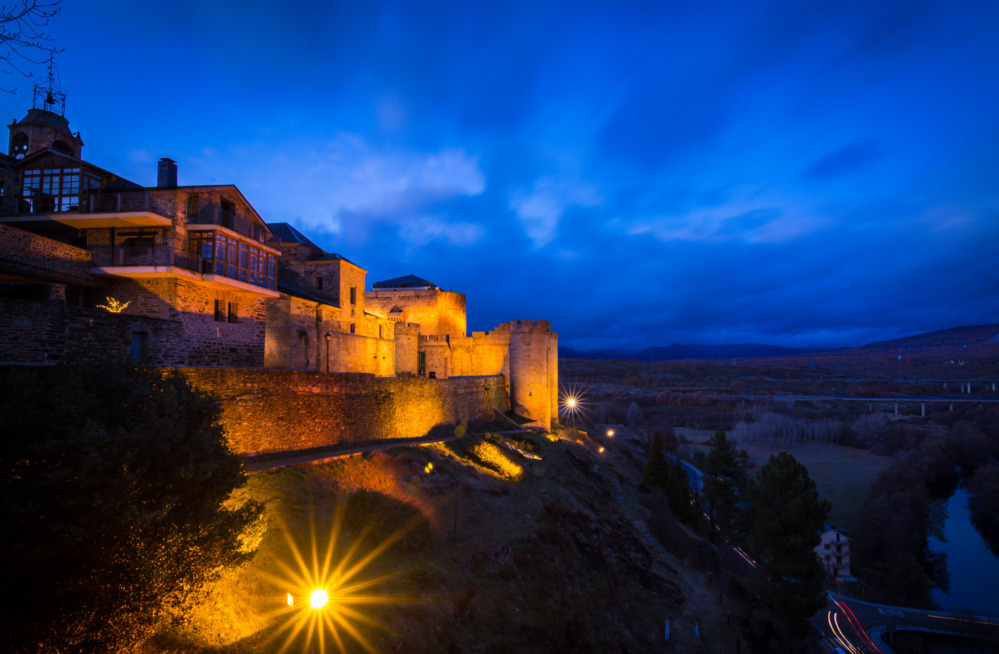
33;54;66;116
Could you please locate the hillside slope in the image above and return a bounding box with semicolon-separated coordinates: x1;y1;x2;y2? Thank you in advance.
149;428;798;653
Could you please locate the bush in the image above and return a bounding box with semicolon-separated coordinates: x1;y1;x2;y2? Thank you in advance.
0;359;263;652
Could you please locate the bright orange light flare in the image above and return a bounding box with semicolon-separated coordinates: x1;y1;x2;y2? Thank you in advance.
260;503;418;654
598;446;605;454
607;430;614;437
310;589;329;609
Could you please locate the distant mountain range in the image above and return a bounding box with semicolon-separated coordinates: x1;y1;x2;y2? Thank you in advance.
560;343;810;361
561;324;999;362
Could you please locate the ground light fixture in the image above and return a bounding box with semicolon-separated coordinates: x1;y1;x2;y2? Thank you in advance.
310;589;329;609
264;508;415;653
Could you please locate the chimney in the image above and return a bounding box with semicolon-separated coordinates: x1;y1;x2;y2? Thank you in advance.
157;158;177;187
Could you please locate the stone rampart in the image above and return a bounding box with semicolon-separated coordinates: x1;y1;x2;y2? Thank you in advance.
176;368;509;456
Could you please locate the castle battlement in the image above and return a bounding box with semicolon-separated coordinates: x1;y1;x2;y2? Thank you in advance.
510;319;552;333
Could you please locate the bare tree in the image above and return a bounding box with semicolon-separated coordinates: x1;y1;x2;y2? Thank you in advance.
0;1;62;92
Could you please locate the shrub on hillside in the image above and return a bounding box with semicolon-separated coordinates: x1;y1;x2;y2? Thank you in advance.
0;359;263;653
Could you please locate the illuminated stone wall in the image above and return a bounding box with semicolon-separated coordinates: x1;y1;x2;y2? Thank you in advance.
326;329;395;376
510;320;556;427
265;295;344;370
412;320;558;428
366;288;467;338
265;293;395;375
177;368;509;456
393;322;420;375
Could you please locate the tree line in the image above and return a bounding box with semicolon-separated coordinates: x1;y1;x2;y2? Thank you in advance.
641;429;829;640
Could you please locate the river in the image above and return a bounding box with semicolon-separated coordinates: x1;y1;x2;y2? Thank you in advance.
931;487;999;616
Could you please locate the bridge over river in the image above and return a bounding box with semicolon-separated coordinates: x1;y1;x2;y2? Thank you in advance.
715;393;999;417
817;591;999;653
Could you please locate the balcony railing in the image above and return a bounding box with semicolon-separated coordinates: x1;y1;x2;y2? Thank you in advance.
88;245;275;291
88;191;157;213
89;245;181;268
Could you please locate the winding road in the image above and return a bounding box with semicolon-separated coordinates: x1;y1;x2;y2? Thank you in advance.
815;592;999;653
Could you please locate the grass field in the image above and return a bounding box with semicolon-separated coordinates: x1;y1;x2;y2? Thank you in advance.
739;442;890;531
680;430;890;532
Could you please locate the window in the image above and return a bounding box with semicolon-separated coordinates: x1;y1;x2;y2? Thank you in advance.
214;299;225;322
65;285;96;308
11;132;28;159
191;233;277;290
186;193;200;222
350;286;357;305
21;167;99;213
228;302;238;323
418;351;426;376
315;276;323;290
349;323;355;334
220;200;236;229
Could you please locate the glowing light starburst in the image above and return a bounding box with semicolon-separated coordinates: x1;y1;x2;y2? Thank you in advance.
259;501;416;654
559;383;589;420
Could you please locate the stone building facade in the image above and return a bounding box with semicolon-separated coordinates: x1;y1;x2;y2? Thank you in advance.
0;98;559;428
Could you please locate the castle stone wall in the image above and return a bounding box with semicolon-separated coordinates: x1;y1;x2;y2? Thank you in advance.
393;322;420;375
326;328;395;376
176;368;509;456
367;288;467;338
510;320;554;427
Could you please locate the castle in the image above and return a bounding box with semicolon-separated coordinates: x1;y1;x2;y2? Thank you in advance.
0;91;558;445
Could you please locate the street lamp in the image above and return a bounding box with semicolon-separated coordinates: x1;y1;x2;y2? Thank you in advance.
324;332;332;373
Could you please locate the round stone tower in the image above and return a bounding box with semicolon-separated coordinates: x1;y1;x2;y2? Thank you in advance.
509;319;554;428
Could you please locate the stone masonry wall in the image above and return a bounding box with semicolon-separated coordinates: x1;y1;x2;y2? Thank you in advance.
104;276;267;367
0;295;179;364
366;288;467;338
0;223;95;285
177;368;509;456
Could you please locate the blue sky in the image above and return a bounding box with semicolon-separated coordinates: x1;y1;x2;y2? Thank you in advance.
9;0;999;351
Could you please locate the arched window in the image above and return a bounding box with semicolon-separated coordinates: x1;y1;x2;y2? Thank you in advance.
11;133;28;159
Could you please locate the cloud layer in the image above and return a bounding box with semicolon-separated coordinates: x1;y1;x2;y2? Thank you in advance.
38;0;999;350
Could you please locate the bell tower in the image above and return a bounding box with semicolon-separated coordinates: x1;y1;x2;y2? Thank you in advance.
8;57;83;160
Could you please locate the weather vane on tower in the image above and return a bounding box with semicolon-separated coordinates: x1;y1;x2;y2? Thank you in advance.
32;54;65;116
